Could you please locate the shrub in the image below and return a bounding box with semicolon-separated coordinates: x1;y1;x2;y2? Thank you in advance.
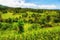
5;18;13;23
18;20;24;33
0;23;12;30
28;24;41;31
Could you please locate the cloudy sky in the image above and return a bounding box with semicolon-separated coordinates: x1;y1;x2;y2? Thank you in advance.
0;0;60;9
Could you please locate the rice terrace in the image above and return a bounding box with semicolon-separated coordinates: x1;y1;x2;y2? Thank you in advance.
0;0;60;40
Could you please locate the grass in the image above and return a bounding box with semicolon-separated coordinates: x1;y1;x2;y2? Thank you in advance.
21;26;60;40
1;12;60;40
2;13;20;19
0;26;60;40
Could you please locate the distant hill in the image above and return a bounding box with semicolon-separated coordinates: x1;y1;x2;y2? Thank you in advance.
0;5;60;13
0;5;9;8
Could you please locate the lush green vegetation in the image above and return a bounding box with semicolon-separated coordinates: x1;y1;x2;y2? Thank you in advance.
0;5;60;40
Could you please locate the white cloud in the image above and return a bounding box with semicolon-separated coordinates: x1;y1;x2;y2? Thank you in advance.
0;0;57;9
38;5;57;9
0;0;18;7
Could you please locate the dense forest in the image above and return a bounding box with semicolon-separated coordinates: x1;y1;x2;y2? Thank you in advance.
0;5;60;40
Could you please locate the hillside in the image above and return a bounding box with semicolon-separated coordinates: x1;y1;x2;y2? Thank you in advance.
0;5;60;40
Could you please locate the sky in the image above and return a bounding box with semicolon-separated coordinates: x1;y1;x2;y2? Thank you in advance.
0;0;60;9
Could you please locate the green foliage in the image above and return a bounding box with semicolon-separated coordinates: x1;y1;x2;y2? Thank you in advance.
28;24;41;31
0;7;60;40
18;20;24;33
0;23;12;30
21;27;60;40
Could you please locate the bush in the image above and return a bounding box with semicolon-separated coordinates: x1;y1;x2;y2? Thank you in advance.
28;24;41;31
5;18;13;23
18;20;24;33
0;23;12;30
